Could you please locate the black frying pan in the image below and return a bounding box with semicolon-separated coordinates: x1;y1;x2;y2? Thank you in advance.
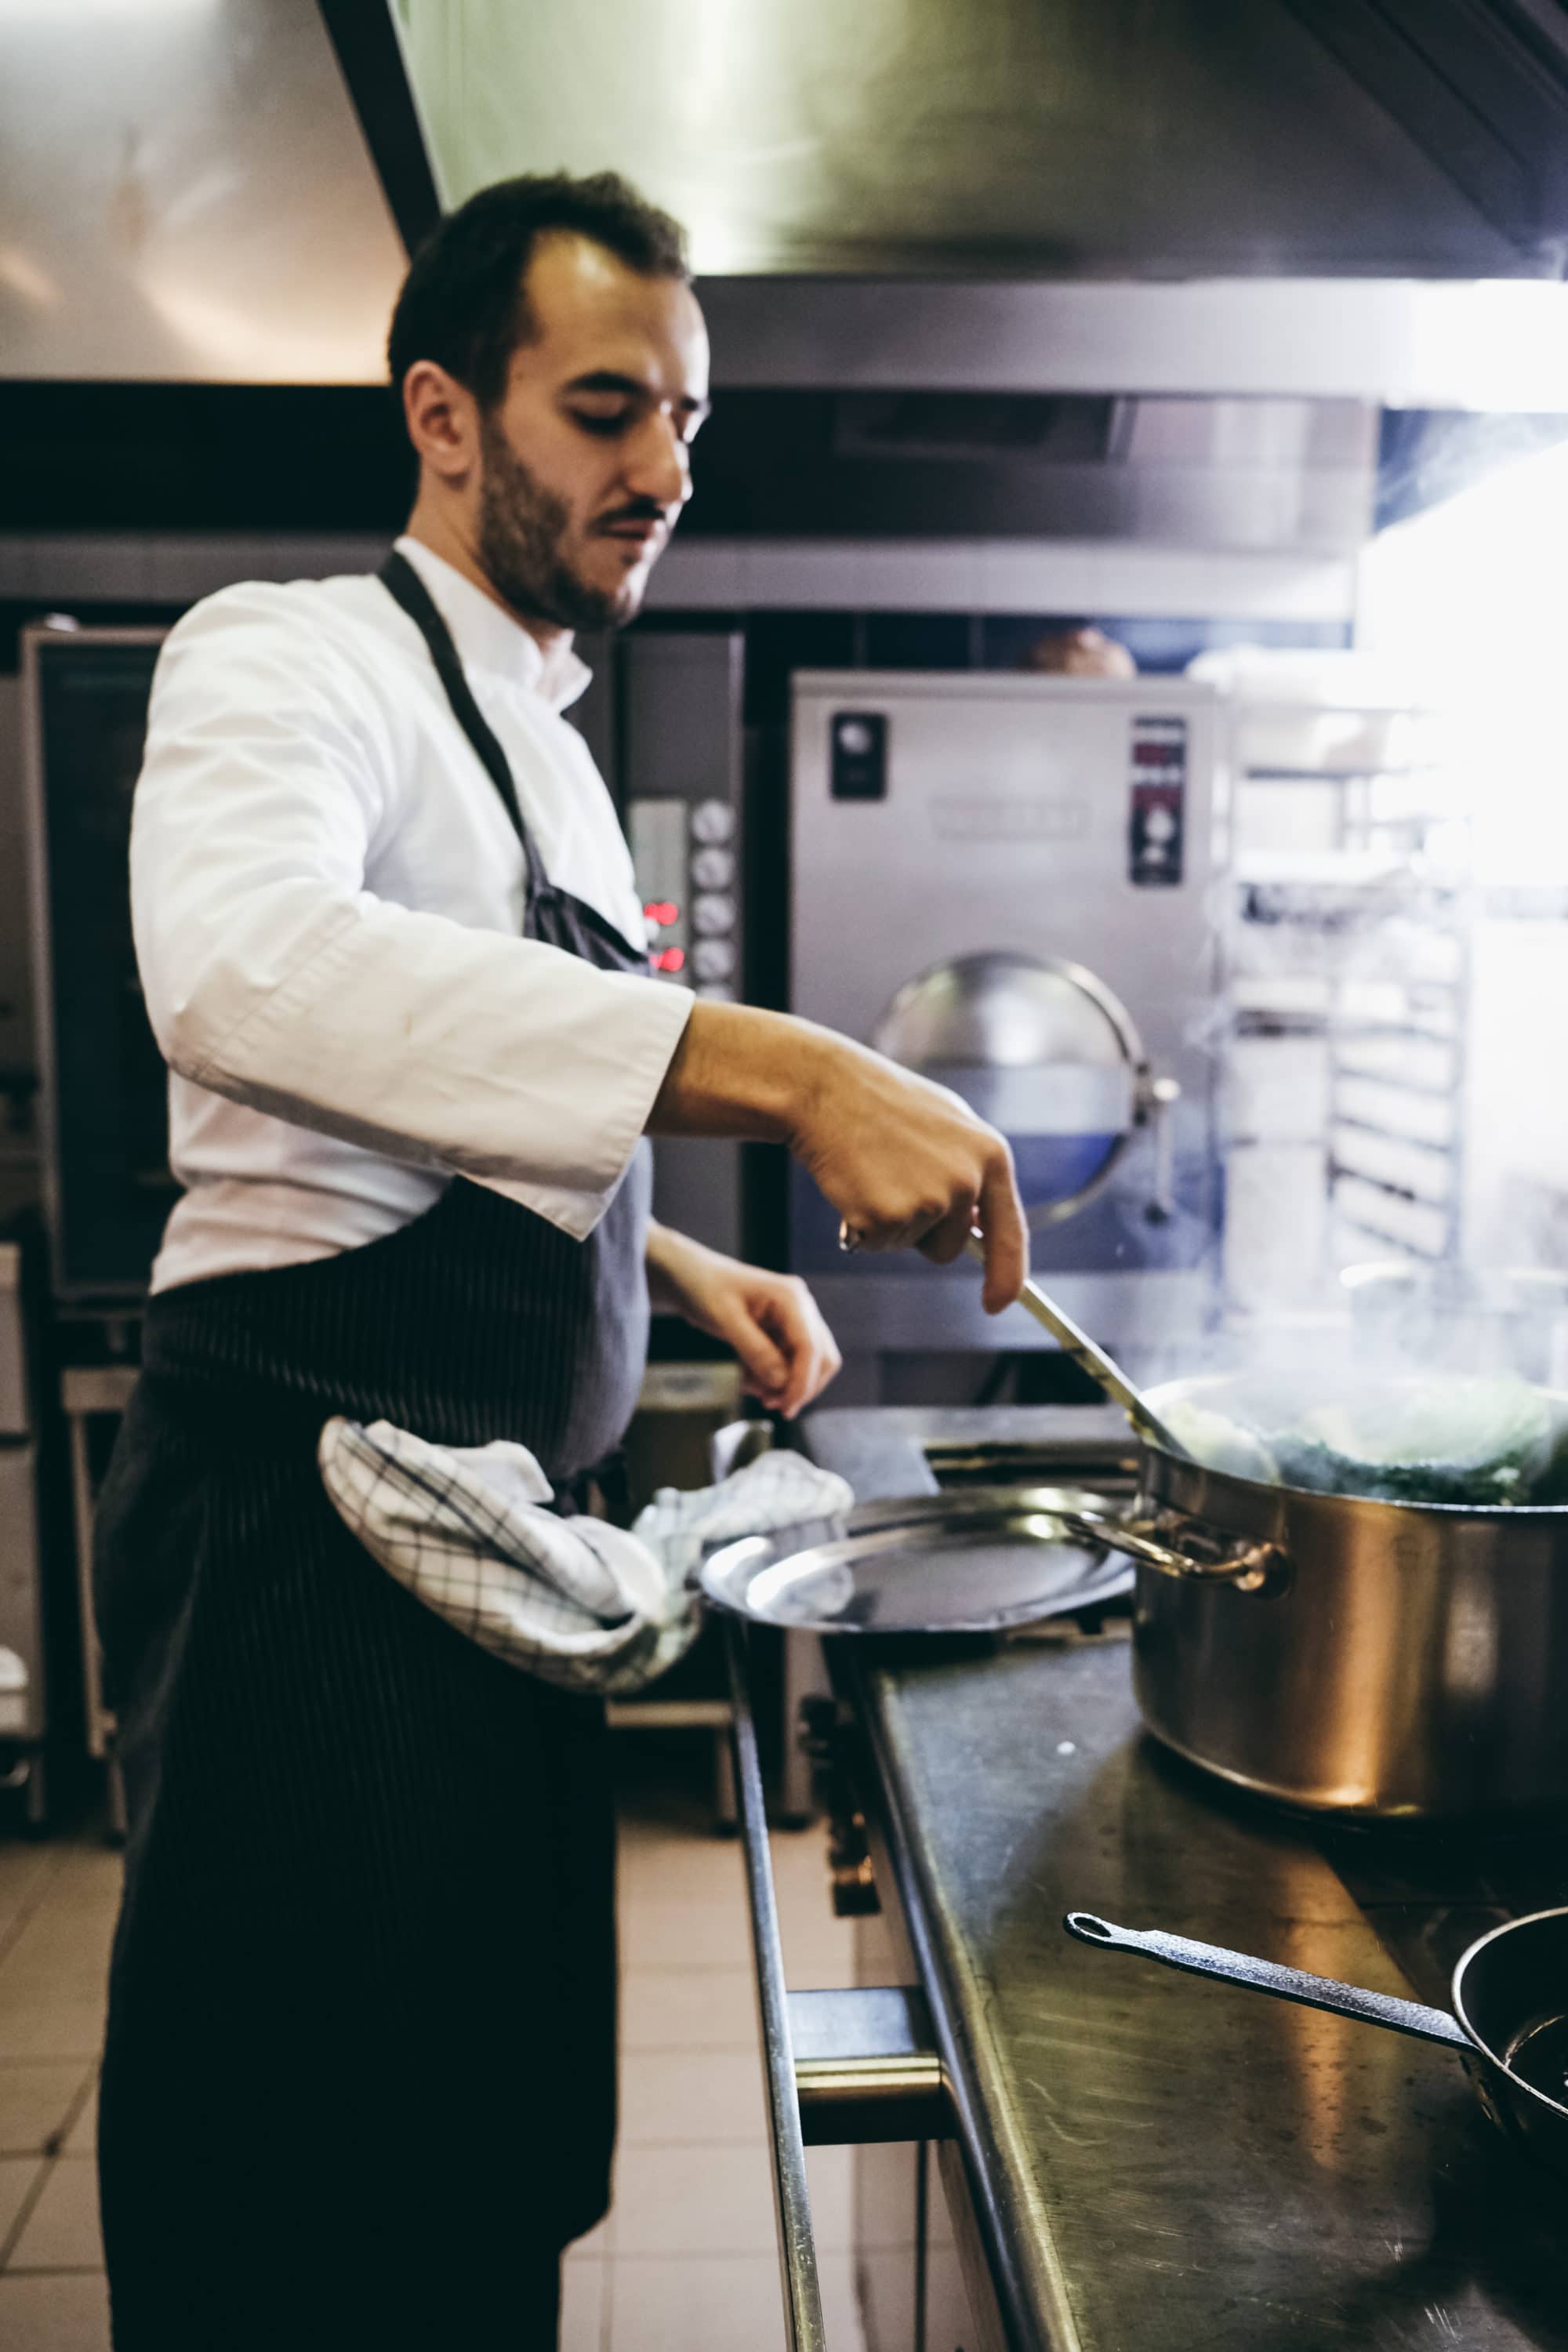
1065;1906;1568;2179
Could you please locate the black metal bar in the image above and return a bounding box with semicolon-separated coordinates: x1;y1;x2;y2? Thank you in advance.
725;1618;827;2352
316;0;443;254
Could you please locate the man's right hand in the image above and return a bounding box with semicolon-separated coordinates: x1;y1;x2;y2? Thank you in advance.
648;1003;1028;1315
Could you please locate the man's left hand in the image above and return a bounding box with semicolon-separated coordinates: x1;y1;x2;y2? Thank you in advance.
645;1224;842;1420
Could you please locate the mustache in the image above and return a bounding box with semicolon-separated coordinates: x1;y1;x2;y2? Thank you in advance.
593;499;669;535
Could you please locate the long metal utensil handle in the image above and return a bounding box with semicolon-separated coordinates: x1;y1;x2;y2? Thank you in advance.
1064;1911;1470;2050
963;1233;1192;1461
725;1617;829;2351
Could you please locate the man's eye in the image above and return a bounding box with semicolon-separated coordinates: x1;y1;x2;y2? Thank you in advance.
570;405;633;435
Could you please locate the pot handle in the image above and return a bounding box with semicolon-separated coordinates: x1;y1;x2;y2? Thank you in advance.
1044;1504;1284;1592
1064;1911;1470;2049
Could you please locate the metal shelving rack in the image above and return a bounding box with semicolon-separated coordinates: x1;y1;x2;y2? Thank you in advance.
1225;690;1471;1294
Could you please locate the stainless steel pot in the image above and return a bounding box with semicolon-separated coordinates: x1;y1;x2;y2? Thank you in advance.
1052;1406;1568;1817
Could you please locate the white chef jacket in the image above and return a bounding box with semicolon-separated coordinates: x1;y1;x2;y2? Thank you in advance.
132;535;693;1295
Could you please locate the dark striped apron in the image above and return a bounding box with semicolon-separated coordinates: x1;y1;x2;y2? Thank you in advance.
93;551;653;2350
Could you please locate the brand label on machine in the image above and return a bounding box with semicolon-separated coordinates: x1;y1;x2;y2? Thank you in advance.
1128;715;1186;887
930;793;1089;842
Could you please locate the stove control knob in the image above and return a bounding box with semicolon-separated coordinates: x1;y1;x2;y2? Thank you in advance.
692;938;735;982
691;798;734;845
692;892;736;937
691;845;735;891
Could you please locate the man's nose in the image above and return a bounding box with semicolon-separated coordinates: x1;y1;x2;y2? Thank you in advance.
623;413;691;511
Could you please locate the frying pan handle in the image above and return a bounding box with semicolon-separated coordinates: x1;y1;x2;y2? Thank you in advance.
1044;1504;1285;1592
1064;1911;1471;2050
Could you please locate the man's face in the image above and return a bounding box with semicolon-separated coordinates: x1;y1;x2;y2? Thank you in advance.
475;232;710;631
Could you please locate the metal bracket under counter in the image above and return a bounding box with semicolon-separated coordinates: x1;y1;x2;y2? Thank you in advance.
790;1984;950;2148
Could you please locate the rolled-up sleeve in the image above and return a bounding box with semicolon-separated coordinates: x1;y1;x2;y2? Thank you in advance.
132;590;692;1237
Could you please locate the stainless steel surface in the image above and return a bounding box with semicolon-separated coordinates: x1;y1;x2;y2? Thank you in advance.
701;1487;1134;1635
1073;1904;1568;2183
710;1417;776;1483
800;1402;1568;2347
964;1233;1192;1456
394;0;1544;278
0;0;403;381
710;1419;825;1825
60;1363;138;1768
804;1265;1215;1356
0;1250;26;1439
1453;1907;1568;2178
1065;1911;1468;2048
829;1631;1568;2350
797;1401;1138;1503
697;278;1568;408
725;1619;827;2352
1062;1500;1280;1588
789;674;1223;1354
1132;1422;1568;1817
789;1985;950;2147
622;634;747;1258
880;955;1147;1226
0;1248;41;1756
0;1443;45;1749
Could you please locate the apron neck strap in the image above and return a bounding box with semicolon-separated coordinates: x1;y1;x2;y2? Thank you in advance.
378;548;546;881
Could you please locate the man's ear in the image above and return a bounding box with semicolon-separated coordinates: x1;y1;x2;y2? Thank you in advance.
402;360;479;485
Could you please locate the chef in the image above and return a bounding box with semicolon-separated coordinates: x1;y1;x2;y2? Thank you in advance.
94;169;1025;2350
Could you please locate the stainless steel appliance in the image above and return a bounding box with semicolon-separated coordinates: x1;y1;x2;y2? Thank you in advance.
789;671;1225;1355
386;0;1568;282
621;630;749;1261
0;1244;46;1824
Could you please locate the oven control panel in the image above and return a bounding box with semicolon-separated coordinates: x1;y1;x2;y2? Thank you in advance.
1127;713;1187;887
622;633;744;1005
630;794;739;997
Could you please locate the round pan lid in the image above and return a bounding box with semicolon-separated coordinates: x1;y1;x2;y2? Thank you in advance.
699;1484;1131;1635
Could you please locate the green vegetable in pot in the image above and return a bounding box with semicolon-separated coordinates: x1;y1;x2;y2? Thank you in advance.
1272;1376;1552;1507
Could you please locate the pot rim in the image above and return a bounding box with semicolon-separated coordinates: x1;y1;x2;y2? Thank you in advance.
1451;1905;1568;2120
1145;1439;1568;1518
1139;1391;1568;1519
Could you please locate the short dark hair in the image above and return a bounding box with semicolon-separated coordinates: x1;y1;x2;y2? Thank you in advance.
387;170;691;412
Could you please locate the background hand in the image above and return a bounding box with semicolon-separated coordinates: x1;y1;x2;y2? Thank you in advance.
646;1225;843;1419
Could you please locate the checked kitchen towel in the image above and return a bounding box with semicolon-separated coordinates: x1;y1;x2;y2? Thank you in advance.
318;1417;853;1695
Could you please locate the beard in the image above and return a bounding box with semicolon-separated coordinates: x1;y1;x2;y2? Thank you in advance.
475;414;641;632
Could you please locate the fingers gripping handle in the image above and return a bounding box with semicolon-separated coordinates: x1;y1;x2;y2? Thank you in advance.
1063;1913;1470;2051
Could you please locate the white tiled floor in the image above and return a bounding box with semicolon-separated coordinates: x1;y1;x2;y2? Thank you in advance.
0;1758;868;2350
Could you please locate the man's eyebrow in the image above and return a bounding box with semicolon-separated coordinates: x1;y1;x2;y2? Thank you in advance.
564;368;710;416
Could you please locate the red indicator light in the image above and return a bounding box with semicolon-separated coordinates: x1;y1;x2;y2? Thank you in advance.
653;946;686;974
643;899;680;927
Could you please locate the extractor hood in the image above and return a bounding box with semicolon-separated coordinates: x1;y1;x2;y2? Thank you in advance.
0;0;408;384
381;0;1568;281
7;0;1568;405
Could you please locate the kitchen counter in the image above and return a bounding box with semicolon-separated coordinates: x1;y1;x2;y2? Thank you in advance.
800;1406;1568;2352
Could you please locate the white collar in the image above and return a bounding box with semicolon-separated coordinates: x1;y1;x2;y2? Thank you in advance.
393;535;593;714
